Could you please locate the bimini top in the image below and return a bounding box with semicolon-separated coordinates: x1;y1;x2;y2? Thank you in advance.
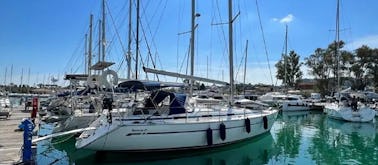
117;80;185;91
144;90;187;115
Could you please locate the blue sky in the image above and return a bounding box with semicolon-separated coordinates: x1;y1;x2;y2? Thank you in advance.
1;0;377;86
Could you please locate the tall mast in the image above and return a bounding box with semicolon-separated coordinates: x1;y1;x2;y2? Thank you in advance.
228;0;234;104
20;68;23;86
135;0;140;79
88;14;93;77
10;64;13;92
127;0;132;79
27;68;30;93
336;0;340;96
190;0;195;97
84;34;88;74
10;65;13;84
243;40;248;95
284;24;288;89
98;20;102;64
101;0;106;62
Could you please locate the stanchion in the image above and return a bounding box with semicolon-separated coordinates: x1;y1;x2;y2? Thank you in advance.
31;97;38;124
20;118;35;163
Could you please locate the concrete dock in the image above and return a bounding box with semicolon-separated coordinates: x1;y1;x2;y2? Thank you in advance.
0;107;30;164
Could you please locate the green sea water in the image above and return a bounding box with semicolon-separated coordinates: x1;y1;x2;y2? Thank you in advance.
36;111;378;165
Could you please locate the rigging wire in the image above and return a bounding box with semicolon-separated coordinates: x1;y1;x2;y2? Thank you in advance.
213;0;228;80
63;34;87;73
175;1;193;82
175;40;190;83
139;15;157;81
235;42;247;83
140;0;168;74
104;1;128;71
176;1;182;76
106;1;130;73
70;39;86;74
235;1;244;82
215;0;228;61
255;0;274;86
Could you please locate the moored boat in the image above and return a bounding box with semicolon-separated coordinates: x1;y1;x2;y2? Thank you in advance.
75;80;278;151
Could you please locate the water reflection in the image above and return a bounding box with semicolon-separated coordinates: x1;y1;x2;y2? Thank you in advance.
281;111;310;123
326;118;376;138
309;115;378;164
269;111;318;164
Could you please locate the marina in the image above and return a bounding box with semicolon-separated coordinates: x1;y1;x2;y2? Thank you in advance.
1;0;378;164
2;106;378;164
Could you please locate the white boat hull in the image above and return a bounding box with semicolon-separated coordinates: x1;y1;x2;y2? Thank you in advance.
325;103;375;122
76;109;278;151
281;101;311;111
53;113;98;133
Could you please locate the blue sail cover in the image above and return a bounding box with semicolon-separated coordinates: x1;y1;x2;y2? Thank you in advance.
118;80;185;91
169;93;187;115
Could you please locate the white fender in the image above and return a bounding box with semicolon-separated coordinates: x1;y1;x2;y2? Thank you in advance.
101;69;118;89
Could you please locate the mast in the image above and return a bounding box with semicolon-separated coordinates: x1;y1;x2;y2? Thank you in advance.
243;40;248;95
336;0;340;97
84;34;88;74
228;0;234;104
98;20;102;64
101;0;106;62
20;68;23;86
284;24;288;89
190;0;195;97
10;64;13;92
127;0;132;79
88;14;93;77
27;68;30;93
135;0;140;79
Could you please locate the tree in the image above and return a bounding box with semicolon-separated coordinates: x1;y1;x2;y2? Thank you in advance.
304;48;330;95
325;41;354;90
275;50;303;88
304;40;354;95
364;47;378;89
350;45;378;90
351;45;370;90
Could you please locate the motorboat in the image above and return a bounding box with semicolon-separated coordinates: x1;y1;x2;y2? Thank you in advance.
258;92;288;107
280;95;312;111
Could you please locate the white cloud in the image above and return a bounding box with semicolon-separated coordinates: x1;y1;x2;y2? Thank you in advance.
344;35;378;50
273;14;295;24
280;14;294;24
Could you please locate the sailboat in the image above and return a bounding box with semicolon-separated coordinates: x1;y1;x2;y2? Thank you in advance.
50;0;119;133
75;0;278;152
324;0;375;123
